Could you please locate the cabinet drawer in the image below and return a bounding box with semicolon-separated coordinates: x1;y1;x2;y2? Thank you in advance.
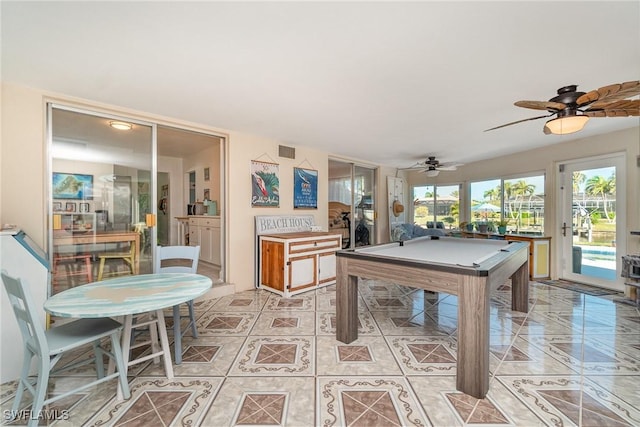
289;237;341;254
200;217;220;227
188;217;221;227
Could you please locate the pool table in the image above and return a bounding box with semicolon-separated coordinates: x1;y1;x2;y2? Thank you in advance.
335;236;529;399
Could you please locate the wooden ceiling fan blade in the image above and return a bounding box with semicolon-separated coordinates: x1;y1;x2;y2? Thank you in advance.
514;100;566;111
577;80;640;106
484;113;552;132
586;99;640;114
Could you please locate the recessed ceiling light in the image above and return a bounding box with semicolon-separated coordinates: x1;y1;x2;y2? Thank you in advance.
109;121;132;131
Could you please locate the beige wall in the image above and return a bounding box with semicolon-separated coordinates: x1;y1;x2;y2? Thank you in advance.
1;84;47;243
0;82;332;292
226;131;329;290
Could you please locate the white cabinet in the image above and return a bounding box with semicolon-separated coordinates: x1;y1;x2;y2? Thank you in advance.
188;216;221;265
259;232;341;297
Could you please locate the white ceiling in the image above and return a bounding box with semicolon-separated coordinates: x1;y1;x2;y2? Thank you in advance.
3;2;639;168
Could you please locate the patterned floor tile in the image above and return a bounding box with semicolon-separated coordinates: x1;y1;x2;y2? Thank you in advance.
316;376;430;426
84;376;223;427
410;375;542;426
195;311;259;336
262;293;316;311
385;336;457;376
316;336;402;376
228;336;315;376
316;310;381;336
490;336;576;375
524;335;640;374
371;310;456;337
251;310;316;336
140;335;246;377
499;375;640;426
445;392;510;424
202;377;315;426
211;291;269;312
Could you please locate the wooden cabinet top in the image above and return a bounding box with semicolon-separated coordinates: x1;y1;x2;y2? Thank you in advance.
261;231;341;239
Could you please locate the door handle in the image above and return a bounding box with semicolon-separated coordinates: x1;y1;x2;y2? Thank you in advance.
561;222;569;237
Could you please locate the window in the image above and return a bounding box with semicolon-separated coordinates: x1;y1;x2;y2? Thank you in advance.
470;174;545;234
412;184;460;229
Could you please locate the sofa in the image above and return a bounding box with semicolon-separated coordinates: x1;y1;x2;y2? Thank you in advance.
392;223;445;242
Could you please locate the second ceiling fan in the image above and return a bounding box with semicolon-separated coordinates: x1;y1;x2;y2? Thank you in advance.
401;156;463;177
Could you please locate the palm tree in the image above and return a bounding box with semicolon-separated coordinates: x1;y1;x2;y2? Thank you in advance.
483;187;499;202
572;171;586;195
507;180;535;227
585;175;615;222
572;171;587;227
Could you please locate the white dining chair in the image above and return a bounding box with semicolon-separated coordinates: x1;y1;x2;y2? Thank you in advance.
1;270;130;427
153;245;201;364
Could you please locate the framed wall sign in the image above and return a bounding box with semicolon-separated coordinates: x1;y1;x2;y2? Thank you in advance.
293;167;318;209
251;160;279;207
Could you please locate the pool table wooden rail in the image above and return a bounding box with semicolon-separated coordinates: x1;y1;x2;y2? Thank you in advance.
335;239;529;399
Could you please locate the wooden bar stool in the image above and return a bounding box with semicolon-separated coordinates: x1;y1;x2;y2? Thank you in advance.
52;252;93;286
97;243;135;281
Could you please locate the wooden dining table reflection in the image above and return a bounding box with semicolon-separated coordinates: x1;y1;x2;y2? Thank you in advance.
53;230;141;274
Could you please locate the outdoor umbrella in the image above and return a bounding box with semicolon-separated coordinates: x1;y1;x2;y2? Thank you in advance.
472;202;500;220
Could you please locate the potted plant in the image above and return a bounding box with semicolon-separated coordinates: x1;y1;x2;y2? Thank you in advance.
460;221;475;232
476;222;489;233
496;219;509;235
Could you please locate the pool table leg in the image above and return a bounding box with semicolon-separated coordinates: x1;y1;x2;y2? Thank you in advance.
336;256;358;344
456;276;490;399
511;260;529;313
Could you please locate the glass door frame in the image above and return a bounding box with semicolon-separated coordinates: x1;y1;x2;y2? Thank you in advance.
46;103;157;297
328;159;377;249
556;153;626;290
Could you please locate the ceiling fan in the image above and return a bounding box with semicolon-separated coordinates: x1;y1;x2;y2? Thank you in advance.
485;80;640;135
400;156;463;177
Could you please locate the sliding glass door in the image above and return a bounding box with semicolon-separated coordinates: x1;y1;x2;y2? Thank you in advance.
48;105;156;295
328;160;377;248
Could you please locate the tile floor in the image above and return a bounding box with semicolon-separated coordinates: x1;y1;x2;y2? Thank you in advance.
1;279;639;426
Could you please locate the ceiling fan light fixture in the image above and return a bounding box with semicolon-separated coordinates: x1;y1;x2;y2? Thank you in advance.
109;121;132;131
425;169;439;177
544;115;589;135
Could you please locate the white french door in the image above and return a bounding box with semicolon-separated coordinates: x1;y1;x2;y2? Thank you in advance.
557;154;626;290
